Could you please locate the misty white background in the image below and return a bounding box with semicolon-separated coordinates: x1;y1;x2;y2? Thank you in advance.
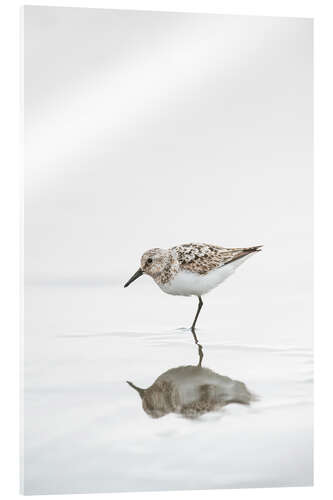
23;6;313;495
24;7;312;287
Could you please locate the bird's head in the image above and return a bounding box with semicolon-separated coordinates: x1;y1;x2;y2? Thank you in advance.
124;248;172;287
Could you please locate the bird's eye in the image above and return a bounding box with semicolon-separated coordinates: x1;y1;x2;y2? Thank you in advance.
147;258;153;264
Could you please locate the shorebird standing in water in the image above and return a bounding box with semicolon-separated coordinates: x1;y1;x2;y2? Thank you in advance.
124;243;262;330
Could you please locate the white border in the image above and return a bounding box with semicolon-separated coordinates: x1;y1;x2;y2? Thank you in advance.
1;1;332;499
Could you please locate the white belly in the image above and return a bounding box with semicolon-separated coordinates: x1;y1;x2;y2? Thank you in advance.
158;254;252;297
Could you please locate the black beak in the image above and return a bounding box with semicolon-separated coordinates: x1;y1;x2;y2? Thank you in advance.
124;268;143;288
126;381;145;398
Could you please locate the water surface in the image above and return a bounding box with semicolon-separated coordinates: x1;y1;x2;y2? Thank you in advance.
23;284;313;494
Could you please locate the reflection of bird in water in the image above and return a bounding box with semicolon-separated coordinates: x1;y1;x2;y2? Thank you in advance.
127;331;253;419
124;243;262;330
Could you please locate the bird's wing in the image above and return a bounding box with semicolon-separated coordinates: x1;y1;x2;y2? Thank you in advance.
173;243;262;275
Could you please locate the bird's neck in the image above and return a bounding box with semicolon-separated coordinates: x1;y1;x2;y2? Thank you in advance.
155;252;179;285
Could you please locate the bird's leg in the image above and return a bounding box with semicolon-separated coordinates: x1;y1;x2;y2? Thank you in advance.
191;296;203;332
191;328;204;367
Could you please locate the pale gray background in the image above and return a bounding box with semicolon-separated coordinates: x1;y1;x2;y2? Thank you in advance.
24;6;312;286
23;7;313;495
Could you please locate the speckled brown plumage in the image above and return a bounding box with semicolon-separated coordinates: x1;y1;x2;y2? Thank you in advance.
172;243;262;275
125;242;262;328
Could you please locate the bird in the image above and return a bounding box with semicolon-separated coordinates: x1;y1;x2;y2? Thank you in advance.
124;243;262;330
127;365;252;419
126;330;253;419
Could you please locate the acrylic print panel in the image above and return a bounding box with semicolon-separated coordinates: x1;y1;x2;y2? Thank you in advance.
23;6;313;495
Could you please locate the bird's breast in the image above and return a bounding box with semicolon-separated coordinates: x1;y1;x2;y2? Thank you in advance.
156;254;252;297
157;268;225;296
